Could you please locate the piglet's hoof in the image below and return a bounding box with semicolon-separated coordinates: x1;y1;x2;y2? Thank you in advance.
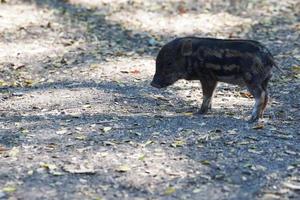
195;109;208;115
248;116;259;123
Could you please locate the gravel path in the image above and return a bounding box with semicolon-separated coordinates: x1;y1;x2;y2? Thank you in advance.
0;0;299;199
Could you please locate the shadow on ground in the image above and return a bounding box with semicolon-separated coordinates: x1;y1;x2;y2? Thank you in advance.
1;0;300;199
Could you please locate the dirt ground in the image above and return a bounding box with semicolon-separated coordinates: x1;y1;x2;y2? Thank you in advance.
0;0;299;199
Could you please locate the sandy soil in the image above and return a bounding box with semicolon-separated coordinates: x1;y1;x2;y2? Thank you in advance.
0;0;299;199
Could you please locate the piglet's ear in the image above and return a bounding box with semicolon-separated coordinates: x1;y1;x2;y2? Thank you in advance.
181;39;193;56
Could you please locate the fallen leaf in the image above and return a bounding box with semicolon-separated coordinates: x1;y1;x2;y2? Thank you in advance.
260;193;281;200
170;140;186;148
284;149;298;155
99;185;109;191
0;80;9;87
132;132;142;136
0;145;9;153
213;129;222;133
20;127;29;134
133;78;140;82
177;3;187;14
115;165;131;173
291;65;300;73
214;174;225;180
63;163;96;174
97;152;109;157
138;154;146;161
56;129;68;135
197;134;209;143
40;162;64;176
294;23;300;30
240;91;253;98
103;141;116;146
248;149;263;154
243;163;252;168
130;69;140;74
12;92;24;97
45;143;56;151
83;104;92;108
237;141;251;145
192;188;202;193
27;170;34;175
227;129;238;135
14;64;26;70
251;165;267;171
182;112;193;116
252;124;264;129
102;127;112;133
164;187;176;195
153;95;168;101
200;160;211;166
143;140;154;146
75;127;82;131
40;162;57;171
2;186;16;193
69;113;81;118
75;135;86;140
226;112;235;116
24;79;35;86
115;51;126;56
8;147;19;157
283;180;300;190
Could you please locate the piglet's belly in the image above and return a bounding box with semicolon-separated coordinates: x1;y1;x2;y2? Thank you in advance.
216;75;246;86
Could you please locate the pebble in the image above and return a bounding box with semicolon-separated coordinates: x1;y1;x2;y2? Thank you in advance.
12;92;24;97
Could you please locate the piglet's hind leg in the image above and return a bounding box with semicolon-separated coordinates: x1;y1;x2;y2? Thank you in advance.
260;75;271;118
197;79;217;114
247;85;266;122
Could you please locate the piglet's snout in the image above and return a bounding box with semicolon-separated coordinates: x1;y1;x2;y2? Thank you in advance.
150;81;162;88
150;74;164;88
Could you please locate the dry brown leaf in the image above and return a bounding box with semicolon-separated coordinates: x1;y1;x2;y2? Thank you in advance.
252;124;264;130
0;145;9;153
130;69;140;74
63;163;96;174
240;91;253;98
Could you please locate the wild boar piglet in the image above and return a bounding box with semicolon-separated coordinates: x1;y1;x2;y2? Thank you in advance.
151;37;277;122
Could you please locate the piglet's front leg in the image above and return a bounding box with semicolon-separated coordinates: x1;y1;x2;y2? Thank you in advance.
197;79;217;114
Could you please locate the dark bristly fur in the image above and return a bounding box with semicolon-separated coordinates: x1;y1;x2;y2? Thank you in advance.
151;37;277;122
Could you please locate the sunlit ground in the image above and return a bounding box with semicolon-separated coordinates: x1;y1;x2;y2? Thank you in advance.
0;0;299;199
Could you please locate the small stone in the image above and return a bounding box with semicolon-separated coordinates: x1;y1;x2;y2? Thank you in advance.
260;193;281;200
148;38;157;46
12;92;24;97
